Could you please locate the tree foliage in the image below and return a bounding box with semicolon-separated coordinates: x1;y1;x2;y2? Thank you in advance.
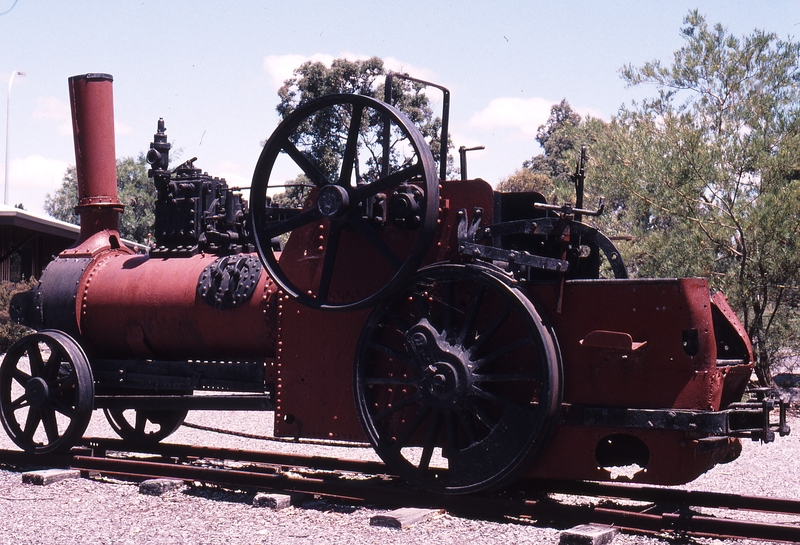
496;168;555;196
588;11;800;383
524;99;583;184
44;153;156;244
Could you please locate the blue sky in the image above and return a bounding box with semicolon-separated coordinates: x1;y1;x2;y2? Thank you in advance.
0;0;797;216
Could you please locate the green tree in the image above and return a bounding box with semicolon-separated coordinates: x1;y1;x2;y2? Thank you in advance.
496;168;556;198
524;99;582;183
44;153;156;244
591;10;800;384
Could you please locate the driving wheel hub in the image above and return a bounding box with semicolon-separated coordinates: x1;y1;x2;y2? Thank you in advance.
25;377;50;410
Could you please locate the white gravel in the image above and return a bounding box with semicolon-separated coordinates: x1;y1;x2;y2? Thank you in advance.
0;406;796;545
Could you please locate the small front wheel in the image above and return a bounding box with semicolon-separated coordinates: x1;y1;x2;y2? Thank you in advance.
0;331;94;454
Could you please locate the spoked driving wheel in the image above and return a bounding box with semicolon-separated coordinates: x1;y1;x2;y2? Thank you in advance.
103;408;187;444
0;330;94;454
250;93;439;310
355;263;562;494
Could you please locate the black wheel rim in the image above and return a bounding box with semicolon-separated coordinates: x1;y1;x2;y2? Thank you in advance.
355;263;562;494
0;330;94;454
103;408;187;444
250;93;439;311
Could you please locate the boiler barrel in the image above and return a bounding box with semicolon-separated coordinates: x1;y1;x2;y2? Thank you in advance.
76;251;277;360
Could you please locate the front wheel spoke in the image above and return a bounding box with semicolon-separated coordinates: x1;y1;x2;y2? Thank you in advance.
471;335;533;372
10;367;31;387
22;408;42;440
48;397;75;418
43;352;63;381
372;390;422;422
41;409;60;442
7;392;29;411
27;344;44;376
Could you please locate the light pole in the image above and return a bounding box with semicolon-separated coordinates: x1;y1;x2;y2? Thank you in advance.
4;70;25;206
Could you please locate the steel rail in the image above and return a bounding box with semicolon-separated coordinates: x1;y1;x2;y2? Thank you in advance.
68;449;800;543
1;444;798;542
84;439;800;518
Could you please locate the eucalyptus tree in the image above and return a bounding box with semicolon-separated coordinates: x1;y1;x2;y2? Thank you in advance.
591;10;800;384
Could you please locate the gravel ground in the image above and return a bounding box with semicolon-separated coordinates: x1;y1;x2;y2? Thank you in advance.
0;404;796;544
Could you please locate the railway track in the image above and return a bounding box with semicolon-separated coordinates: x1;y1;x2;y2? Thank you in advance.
1;439;798;543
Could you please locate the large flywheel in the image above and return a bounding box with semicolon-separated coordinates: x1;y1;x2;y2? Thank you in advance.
250;94;439;311
354;263;563;493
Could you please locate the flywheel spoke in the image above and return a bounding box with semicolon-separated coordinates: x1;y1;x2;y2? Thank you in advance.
316;221;342;303
283;139;330;188
338;105;363;186
349;214;403;271
262;207;323;239
351;163;423;201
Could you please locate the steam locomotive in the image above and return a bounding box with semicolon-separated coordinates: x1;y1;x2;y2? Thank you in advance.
3;73;789;494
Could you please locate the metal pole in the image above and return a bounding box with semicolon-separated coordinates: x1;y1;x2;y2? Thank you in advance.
4;70;25;206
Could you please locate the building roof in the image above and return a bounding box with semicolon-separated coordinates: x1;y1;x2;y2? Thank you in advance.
0;205;148;252
0;205;80;239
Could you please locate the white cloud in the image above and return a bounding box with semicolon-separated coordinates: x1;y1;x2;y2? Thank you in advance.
468;96;554;139
33;96;72;135
4;155;70;215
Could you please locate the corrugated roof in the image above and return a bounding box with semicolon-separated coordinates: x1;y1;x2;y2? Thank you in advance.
0;205;147;252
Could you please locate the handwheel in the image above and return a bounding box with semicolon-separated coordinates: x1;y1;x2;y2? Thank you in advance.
103;408;187;444
354;263;562;494
250;93;439;310
0;330;94;454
